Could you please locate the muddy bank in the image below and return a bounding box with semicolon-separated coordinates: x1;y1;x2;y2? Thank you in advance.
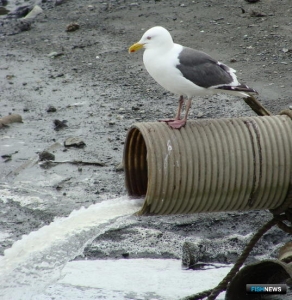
0;0;292;269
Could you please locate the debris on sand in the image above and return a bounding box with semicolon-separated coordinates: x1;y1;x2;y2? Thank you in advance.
64;137;86;148
0;114;23;129
66;22;80;32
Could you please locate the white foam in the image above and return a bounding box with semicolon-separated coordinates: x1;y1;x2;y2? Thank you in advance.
53;259;230;300
0;196;143;300
29;259;230;300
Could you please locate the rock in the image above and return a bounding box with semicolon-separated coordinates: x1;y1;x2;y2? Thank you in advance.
47;52;64;58
39;151;55;161
1;151;17;162
64;137;86;148
23;5;43;20
182;241;206;269
55;0;65;6
0;114;23;128
46;105;57;113
0;7;9;15
66;23;80;32
250;10;266;17
87;5;95;11
54;119;68;131
17;21;31;32
6;74;14;80
8;5;31;18
197;111;204;118
115;162;124;172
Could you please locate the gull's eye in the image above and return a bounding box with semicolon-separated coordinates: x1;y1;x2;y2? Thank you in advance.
146;36;151;40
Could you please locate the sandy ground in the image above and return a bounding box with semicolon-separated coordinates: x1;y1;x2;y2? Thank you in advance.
0;0;292;293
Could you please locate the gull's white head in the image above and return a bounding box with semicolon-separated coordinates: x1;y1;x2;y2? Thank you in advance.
129;26;174;53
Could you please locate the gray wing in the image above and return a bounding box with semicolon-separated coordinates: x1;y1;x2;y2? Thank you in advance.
176;47;233;88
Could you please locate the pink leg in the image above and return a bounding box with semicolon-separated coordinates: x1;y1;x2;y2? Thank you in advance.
168;98;192;129
158;95;184;122
174;95;184;120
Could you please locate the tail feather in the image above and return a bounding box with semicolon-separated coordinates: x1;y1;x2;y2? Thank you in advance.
216;84;258;95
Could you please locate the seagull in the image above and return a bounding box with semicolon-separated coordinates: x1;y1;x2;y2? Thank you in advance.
129;26;258;129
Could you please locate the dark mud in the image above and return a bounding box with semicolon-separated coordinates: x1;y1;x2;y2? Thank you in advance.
0;0;292;270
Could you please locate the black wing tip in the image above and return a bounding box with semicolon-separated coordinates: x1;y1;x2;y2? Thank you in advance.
216;84;258;94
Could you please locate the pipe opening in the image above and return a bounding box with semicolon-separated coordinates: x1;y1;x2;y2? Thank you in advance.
124;127;148;197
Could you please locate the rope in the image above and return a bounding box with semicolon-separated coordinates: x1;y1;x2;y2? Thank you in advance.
280;109;292;119
243;95;272;116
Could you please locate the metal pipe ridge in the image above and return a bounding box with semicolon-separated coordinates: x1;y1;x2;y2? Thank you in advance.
123;115;292;216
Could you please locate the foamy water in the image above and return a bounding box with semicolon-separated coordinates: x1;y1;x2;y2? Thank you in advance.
0;196;143;300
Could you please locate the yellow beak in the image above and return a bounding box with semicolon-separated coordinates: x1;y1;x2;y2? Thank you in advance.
128;42;144;53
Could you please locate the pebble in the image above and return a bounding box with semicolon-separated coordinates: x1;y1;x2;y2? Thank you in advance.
54;119;68;131
46;105;57;113
39;151;55;161
8;5;31;18
18;21;31;32
197;111;204;118
66;22;80;32
64;137;86;148
23;5;43;20
250;11;266;17
48;52;64;58
55;0;65;6
115;162;124;172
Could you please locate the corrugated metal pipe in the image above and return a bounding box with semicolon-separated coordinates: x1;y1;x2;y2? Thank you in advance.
124;114;292;215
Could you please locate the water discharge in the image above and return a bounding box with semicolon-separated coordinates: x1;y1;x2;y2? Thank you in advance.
0;196;143;300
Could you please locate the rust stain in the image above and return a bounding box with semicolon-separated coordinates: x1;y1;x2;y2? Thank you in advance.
244;119;262;207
